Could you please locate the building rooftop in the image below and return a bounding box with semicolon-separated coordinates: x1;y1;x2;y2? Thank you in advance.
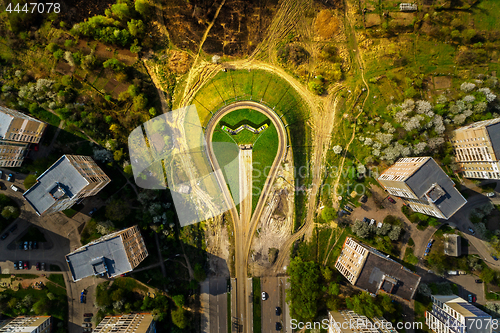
23;155;89;215
66;234;132;281
0;316;51;333
93;313;154;333
444;234;461;257
405;158;467;219
355;249;421;300
0;112;13;139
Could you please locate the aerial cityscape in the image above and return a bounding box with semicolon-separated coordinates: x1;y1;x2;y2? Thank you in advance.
1;0;500;332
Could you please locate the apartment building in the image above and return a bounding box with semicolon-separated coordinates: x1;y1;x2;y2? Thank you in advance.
23;155;111;215
328;311;398;333
378;157;467;220
426;295;491;333
0;106;47;167
451;118;500;180
93;313;155;333
0;316;51;333
335;237;421;301
65;225;148;281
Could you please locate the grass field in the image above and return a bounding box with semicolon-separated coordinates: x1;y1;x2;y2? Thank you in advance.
193;69;310;219
212;108;279;212
473;0;500;31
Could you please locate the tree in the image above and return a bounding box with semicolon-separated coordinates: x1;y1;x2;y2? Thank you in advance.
135;0;150;16
322;266;333;282
133;94;148;111
171;307;188;329
388;226;402;241
326;297;342;311
481;267;496;284
105;199;131;222
328;283;340;296
352;220;370;238
194;263;207;282
346;292;383;318
111;289;124;302
321;207;336;222
127;19;145;36
333;145;342;154
111;3;130;21
172;295;185;308
286;257;321;322
1;206;19;219
24;174;37;189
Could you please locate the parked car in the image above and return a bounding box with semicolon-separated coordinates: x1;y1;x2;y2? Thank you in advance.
83;313;93;317
89;208;98;216
275;307;281;316
363;217;370;223
369;219;375;226
10;184;19;191
9;224;17;233
83;328;92;332
377;222;383;228
13;262;18;270
476;279;483;283
19;243;23;250
83;323;91;327
33;144;39;152
80;295;85;303
493;255;499;261
84;318;92;322
424;248;430;256
1;233;8;240
340;209;350;215
359;195;367;203
41;262;45;271
33;241;37;249
24;241;28;251
18;260;23;269
468;294;473;303
36;262;40;270
344;205;353;212
473;295;477;302
23;261;28;269
276;322;282;331
261;292;268;301
388;196;396;204
468;228;475;235
486;192;495;197
28;241;32;250
0;170;3;179
7;173;13;182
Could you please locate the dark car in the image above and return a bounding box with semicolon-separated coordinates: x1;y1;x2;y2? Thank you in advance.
476;279;483;283
19;243;23;250
9;224;17;233
276;322;282;331
340;209;350;215
41;262;45;271
33;241;37;249
33;144;39;152
84;318;92;322
36;262;40;270
493;255;499;261
1;233;8;240
275;307;281;316
0;170;3;179
23;261;28;269
83;313;93;317
363;217;370;223
28;241;33;250
388;196;396;204
23;241;28;251
7;173;13;182
344;205;353;212
13;262;18;270
359;195;367;203
80;295;85;303
89;208;98;216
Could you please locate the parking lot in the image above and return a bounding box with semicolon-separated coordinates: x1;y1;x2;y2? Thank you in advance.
261;277;289;332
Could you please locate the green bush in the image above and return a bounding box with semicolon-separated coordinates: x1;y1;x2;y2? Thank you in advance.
23;174;37;189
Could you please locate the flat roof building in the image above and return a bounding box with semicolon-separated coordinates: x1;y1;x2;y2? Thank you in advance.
0;106;47;167
93;313;155;333
444;234;461;257
328;311;398;333
0;316;51;333
426;295;491;333
23;155;110;215
451;118;500;180
378;157;467;220
335;237;421;301
65;225;148;281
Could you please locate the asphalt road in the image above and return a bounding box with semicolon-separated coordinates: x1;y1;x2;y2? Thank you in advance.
205;101;287;333
261;277;282;333
209;277;228;333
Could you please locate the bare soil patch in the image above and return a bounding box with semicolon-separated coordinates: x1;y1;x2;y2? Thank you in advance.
365;14;381;28
390;12;416;26
54;61;74;76
314;10;340;40
168;50;192;74
433;76;452;89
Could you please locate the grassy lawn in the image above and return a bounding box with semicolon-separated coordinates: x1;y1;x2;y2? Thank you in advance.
219;109;272;145
62;208;78;218
19;226;47;243
404;247;419;267
212;130;240;205
80;219;102;245
473;0;500;31
253;277;262;333
47;274;66;288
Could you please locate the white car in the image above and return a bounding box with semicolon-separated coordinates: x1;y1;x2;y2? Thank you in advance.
369;219;375;226
262;292;268;301
10;184;19;192
486;192;495;197
377;222;383;228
